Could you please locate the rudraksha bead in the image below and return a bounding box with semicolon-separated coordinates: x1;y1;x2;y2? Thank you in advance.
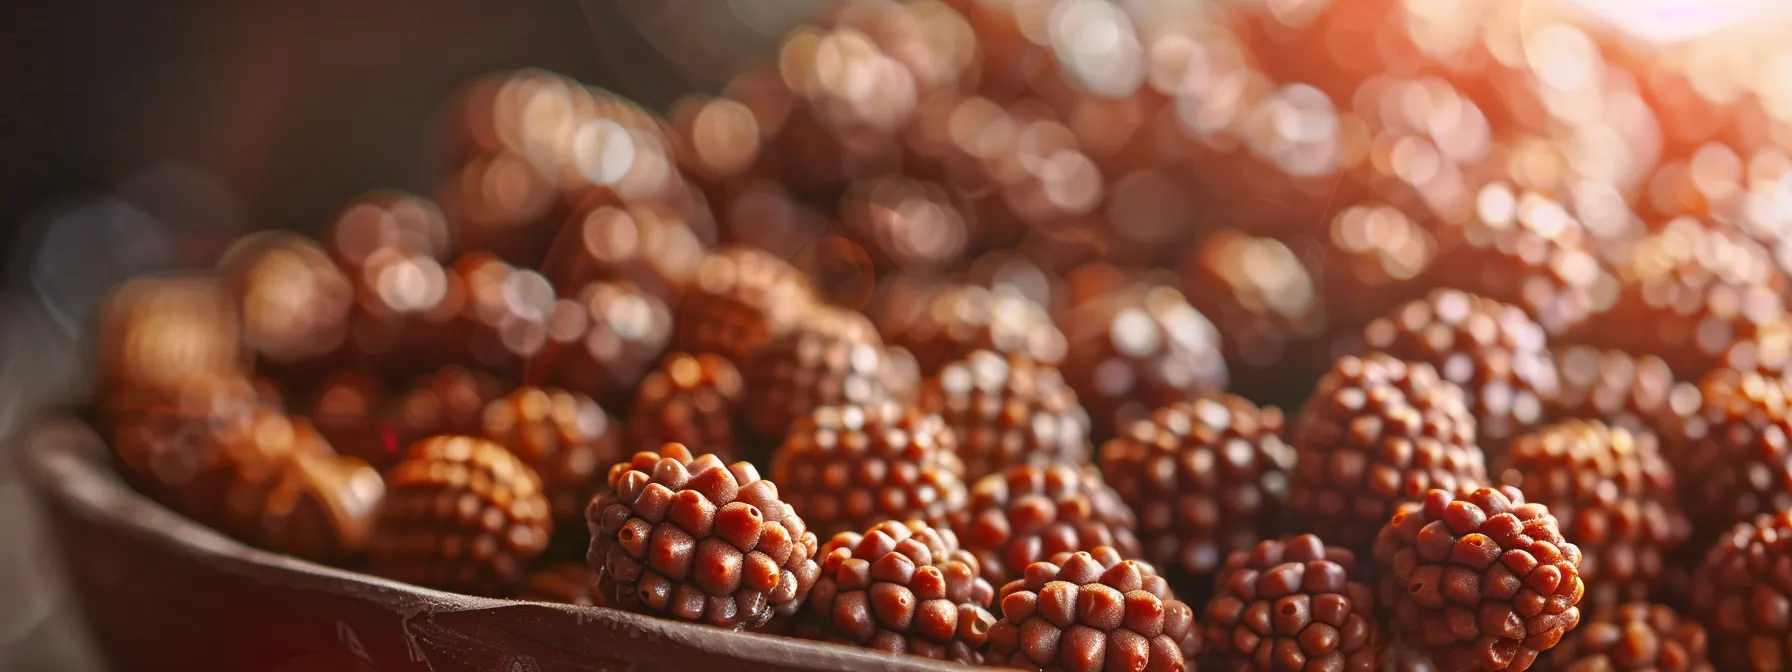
1670;369;1792;531
676;247;818;363
369;436;553;596
586;443;821;628
985;547;1201;671
1059;284;1228;440
256;450;386;562
1362;289;1560;450
917;350;1091;482
1290;354;1487;556
1373;486;1584;672
391;366;507;446
1537;602;1712;672
1498;421;1689;612
771;402;967;538
952;464;1141;587
530;280;673;409
1688;511;1792;671
875;283;1067;376
1549;346;1692;439
805;520;996;663
1100;395;1295;587
98;274;247;402
627;352;744;460
740;307;899;441
218;231;354;364
481;386;623;526
1202;534;1386;671
307;370;400;469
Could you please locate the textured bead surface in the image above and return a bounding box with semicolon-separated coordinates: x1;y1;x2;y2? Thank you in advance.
530;281;674;408
1100;395;1294;588
1362;289;1560;449
1689;511;1792;672
391;366;508;448
1549;346;1694;440
1671;369;1792;531
804;520;996;663
741;306;905;441
676;247;817;363
951;464;1141;587
1059;284;1229;439
1291;354;1487;555
481;386;623;526
1536;602;1712;672
772;402;967;537
918;350;1091;482
985;547;1201;672
1373;486;1585;672
1498;421;1688;612
875;282;1067;375
586;443;821;628
627;352;745;460
369;436;553;596
1202;534;1386;671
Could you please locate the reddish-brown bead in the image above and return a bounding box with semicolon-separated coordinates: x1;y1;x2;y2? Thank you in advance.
741;306;908;441
772;402;967;538
986;547;1201;671
1059;284;1228;439
1100;395;1295;586
874;282;1067;376
804;520;997;663
1670;369;1792;532
369;436;553;596
676;247;818;363
918;350;1091;482
1536;602;1712;672
1372;486;1585;672
529;280;673;408
587;443;821;628
1689;512;1792;672
1361;289;1560;449
1202;534;1387;671
627;352;745;460
1291;354;1487;556
1498;421;1689;612
481;386;624;526
951;464;1141;587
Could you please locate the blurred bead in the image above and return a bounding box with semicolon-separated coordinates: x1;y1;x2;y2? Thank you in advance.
307;370;401;470
529;281;673;408
218;232;353;364
1059;284;1228;440
541;198;706;302
98;274;247;403
627;352;744;460
675;247;818;362
454;253;558;372
873;281;1066;376
258;450;386;563
326;191;452;269
392;366;508;448
741;305;900;443
481;387;623;527
1180;230;1327;405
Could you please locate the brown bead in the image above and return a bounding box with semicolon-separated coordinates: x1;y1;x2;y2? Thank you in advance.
741;306;907;441
1499;421;1689;613
1671;369;1792;532
257;450;386;562
1178;230;1327;399
218;231;354;364
919;350;1091;482
1689;512;1792;672
541;200;706;302
588;443;820;629
369;436;553;596
1203;534;1387;671
307;370;401;469
529;281;673;408
1360;289;1560;450
676;247;818;363
951;464;1141;587
482;387;624;526
772;402;967;538
1550;346;1695;440
391;366;507;447
804;520;995;663
1100;394;1295;589
1291;354;1487;557
1600;218;1788;377
627;353;744;460
97;274;248;403
1373;486;1584;671
986;548;1201;671
1059;284;1228;440
1429;184;1615;339
1536;602;1712;672
873;282;1067;376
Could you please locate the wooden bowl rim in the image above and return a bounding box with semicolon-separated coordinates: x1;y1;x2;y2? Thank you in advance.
14;412;963;671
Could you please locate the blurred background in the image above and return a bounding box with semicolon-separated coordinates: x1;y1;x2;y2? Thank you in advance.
5;0;1792;667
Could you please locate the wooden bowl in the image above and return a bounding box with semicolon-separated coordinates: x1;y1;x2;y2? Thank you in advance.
15;414;957;671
